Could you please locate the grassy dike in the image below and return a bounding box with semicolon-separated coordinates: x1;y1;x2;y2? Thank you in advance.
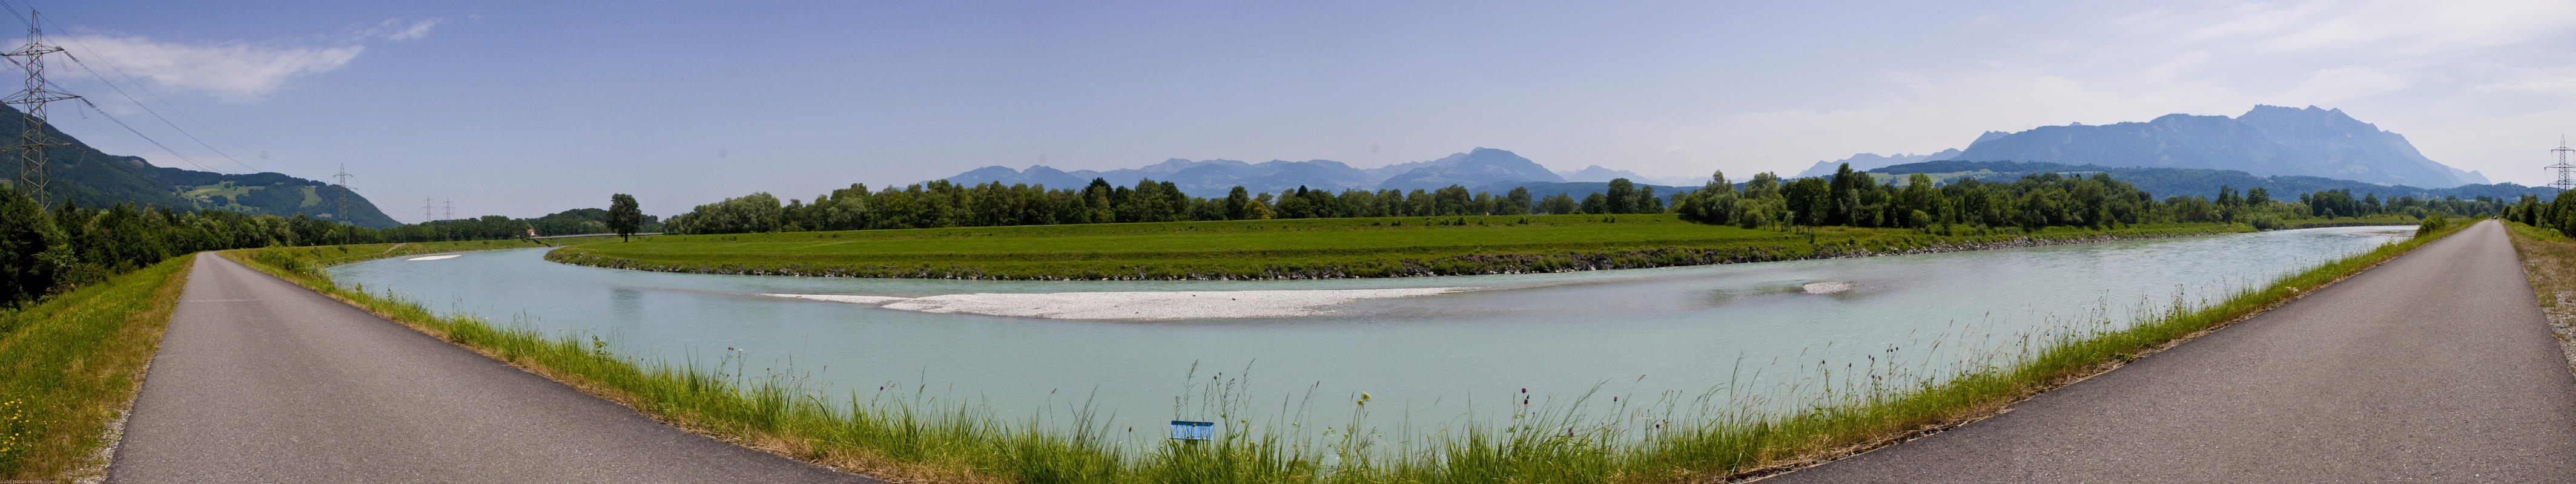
547;214;2263;280
0;257;191;480
213;221;2462;483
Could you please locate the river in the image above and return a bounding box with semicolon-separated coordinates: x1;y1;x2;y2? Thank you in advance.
330;226;2412;446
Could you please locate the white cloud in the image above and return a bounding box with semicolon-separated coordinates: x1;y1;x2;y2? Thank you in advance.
2476;66;2576;96
41;16;443;102
2130;0;2576;56
2281;65;2415;103
65;34;363;101
370;18;443;41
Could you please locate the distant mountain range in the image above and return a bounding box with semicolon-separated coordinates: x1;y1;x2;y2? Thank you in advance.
0;105;400;227
1557;165;1699;186
947;147;1582;197
1794;149;1965;178
1952;105;2484;187
1812;105;2488;189
943;105;2495;203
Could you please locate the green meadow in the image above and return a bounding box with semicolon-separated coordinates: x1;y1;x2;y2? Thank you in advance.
549;214;2259;280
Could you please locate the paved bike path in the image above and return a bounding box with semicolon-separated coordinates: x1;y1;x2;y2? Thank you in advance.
1769;220;2576;482
109;252;882;483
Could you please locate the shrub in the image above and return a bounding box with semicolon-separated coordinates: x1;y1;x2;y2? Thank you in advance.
2417;214;2449;236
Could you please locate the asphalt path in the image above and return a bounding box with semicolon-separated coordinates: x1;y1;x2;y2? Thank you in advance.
1768;220;2576;482
108;252;883;483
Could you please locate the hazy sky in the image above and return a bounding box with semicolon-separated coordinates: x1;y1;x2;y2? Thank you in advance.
19;0;2576;220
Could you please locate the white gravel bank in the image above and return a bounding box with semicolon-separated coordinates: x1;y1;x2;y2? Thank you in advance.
762;287;1461;320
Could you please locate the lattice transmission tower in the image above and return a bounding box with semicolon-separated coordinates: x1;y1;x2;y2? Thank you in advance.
421;197;435;223
331;163;354;220
2;10;78;206
2551;136;2576;191
442;199;452;220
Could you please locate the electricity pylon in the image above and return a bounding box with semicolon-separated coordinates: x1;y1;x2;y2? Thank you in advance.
2552;136;2576;191
2;10;78;206
332;163;353;220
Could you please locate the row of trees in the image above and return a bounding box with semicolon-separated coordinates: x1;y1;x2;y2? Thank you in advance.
662;178;1673;235
1;188;659;307
667;165;2510;236
2509;193;2576;238
1673;165;2502;231
2;187;349;306
374;205;659;243
1674;167;2162;229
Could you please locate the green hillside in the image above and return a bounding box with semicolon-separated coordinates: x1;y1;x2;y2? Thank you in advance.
0;105;400;227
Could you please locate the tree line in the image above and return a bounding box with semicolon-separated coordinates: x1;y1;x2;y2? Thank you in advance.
662;178;1674;234
0;188;658;307
669;165;2505;235
2505;193;2576;238
1675;165;2500;231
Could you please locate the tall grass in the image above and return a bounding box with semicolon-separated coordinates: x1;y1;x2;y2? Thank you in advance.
215;221;2467;483
0;257;193;480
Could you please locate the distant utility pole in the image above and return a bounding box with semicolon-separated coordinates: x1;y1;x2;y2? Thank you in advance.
423;197;435;223
2552;136;2576;191
443;198;453;220
2;10;78;206
332;163;353;220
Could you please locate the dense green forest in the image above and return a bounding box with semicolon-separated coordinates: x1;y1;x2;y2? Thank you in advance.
666;165;2503;235
0;187;659;307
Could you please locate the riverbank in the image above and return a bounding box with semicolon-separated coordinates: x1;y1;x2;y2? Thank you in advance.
229;218;2468;483
1731;217;2475;480
544;214;2273;280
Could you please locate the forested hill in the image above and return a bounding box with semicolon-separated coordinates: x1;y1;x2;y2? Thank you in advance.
0;105;400;227
1872;160;2557;201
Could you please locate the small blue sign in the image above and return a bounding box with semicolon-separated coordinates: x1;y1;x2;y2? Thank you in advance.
1170;420;1215;441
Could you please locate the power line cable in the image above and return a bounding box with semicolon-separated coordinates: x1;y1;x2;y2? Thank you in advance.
53;50;264;172
28;8;308;171
0;48;221;172
0;1;298;174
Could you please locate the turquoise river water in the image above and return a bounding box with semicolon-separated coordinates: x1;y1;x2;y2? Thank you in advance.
330;226;2411;447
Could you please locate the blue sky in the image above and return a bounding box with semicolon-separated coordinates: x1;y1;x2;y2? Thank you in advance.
18;0;2576;220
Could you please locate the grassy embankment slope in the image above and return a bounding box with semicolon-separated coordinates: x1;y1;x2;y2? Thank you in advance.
0;238;556;480
546;214;2313;280
0;257;191;480
2500;221;2576;368
206;214;2457;483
